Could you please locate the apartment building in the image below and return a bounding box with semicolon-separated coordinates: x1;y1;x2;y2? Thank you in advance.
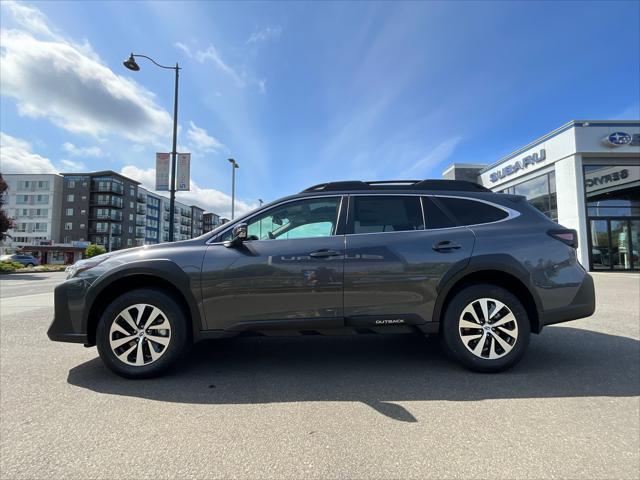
191;206;204;237
2;174;63;249
203;212;222;232
60;171;139;250
139;187;162;246
2;171;215;254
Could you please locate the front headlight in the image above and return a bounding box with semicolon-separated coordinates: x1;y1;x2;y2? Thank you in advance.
65;255;110;279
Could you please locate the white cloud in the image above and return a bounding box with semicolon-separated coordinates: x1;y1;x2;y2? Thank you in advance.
1;22;172;143
121;165;255;218
1;0;57;39
0;132;92;173
0;132;57;173
59;158;87;171
246;26;282;44
62;142;104;158
258;79;267;94
399;136;462;177
175;42;245;87
186;121;226;153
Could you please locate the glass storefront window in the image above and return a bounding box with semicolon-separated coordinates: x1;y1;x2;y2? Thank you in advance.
501;171;557;221
584;165;640;216
585;165;640;271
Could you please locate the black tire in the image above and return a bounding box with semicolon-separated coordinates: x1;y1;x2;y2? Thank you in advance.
26;263;34;267
440;284;530;373
96;288;190;379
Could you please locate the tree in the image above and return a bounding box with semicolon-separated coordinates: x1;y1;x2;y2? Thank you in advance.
85;243;107;258
0;174;13;241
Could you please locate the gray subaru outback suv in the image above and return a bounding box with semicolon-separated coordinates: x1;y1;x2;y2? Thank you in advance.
48;179;595;378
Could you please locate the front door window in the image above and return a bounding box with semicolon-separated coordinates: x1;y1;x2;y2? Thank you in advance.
246;197;341;241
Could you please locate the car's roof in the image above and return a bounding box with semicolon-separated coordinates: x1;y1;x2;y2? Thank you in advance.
299;179;490;194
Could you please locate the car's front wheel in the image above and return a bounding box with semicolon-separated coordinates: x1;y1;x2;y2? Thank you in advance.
96;288;189;378
440;284;530;372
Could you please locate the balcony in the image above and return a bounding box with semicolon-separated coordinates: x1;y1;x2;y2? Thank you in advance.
91;197;123;208
135;217;146;226
137;194;146;203
91;183;123;195
135;228;145;238
136;206;146;215
93;213;122;221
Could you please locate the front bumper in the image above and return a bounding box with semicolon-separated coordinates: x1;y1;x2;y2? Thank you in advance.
539;272;596;328
47;278;89;345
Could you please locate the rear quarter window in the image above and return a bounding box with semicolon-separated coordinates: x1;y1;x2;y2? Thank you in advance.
435;197;508;226
422;197;456;229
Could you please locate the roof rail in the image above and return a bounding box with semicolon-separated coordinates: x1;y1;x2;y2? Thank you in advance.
300;179;490;193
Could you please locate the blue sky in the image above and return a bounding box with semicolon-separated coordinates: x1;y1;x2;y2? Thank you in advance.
1;0;639;216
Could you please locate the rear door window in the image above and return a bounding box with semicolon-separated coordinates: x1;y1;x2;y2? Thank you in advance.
435;197;508;226
350;196;423;234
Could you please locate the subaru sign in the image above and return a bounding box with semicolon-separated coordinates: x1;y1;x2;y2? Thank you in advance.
603;131;640;147
489;149;546;183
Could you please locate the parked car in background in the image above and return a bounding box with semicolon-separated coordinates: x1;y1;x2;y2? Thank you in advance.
1;254;40;267
48;179;596;378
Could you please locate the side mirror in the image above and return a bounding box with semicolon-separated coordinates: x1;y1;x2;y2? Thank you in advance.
224;223;248;247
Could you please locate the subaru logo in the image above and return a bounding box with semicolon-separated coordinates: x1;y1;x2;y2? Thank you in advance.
604;132;632;146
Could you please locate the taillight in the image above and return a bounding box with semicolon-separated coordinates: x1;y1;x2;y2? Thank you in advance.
548;229;578;248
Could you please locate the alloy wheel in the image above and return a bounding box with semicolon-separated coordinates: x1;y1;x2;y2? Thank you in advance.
109;304;172;366
458;298;518;360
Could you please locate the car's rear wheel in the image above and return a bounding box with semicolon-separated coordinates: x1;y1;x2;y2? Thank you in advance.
96;288;189;378
26;263;34;267
440;284;530;372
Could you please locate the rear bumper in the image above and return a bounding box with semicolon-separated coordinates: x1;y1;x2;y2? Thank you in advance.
47;279;89;344
539;273;596;328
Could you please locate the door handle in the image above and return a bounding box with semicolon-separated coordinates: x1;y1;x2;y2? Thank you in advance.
309;249;341;258
432;241;462;252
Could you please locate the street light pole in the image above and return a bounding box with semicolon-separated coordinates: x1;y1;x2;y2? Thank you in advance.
123;53;181;242
168;64;179;243
228;158;239;219
258;199;264;207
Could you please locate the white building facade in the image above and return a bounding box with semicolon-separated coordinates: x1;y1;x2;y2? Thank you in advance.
444;120;640;272
2;174;63;250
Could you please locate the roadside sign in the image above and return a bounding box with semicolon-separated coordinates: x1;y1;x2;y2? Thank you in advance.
176;153;191;191
155;153;170;191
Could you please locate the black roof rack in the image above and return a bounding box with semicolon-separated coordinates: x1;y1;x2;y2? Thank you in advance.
301;179;490;193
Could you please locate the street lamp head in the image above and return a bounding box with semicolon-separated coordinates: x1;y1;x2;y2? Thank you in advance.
228;158;239;168
123;54;140;71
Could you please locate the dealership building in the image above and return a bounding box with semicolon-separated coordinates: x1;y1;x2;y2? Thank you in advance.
444;120;640;272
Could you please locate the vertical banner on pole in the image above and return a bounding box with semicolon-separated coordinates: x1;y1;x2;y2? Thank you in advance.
155;153;170;191
176;153;191;191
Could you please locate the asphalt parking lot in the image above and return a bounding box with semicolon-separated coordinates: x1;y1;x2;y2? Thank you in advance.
1;271;638;479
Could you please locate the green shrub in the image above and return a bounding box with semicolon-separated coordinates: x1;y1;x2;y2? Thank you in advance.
85;244;106;258
0;261;24;273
